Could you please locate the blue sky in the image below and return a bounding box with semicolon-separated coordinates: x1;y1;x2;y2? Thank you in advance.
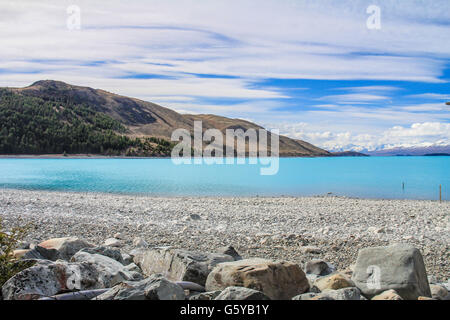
0;0;449;151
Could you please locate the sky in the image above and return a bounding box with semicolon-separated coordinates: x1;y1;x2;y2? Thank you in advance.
0;0;449;152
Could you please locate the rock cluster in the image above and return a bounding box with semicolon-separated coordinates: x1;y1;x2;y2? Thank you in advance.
2;238;449;301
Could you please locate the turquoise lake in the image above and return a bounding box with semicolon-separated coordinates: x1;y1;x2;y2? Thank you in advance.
0;157;448;200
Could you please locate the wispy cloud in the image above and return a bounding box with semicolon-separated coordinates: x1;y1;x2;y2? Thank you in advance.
407;93;450;100
317;93;391;104
0;0;449;151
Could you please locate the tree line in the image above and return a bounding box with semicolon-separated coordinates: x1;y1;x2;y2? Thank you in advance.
0;89;173;156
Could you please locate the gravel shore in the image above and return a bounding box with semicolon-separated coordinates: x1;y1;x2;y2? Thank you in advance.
1;188;448;282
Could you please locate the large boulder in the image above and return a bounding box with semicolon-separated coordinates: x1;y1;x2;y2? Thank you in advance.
71;251;143;283
2;252;141;300
205;258;309;300
94;274;185;300
133;247;234;286
214;286;270;300
38;237;94;261
351;244;431;300
2;261;105;300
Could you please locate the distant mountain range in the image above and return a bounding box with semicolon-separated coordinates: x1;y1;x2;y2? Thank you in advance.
331;151;369;157
366;145;450;156
0;80;330;157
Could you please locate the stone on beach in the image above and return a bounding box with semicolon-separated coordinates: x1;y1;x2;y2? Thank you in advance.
79;246;124;264
132;237;148;248
418;296;436;300
103;238;123;247
132;247;234;286
217;245;242;261
214;286;270;300
351;244;431;300
19;245;60;261
300;246;322;254
305;259;336;276
2;260;109;300
70;251;143;282
313;273;355;291
205;258;309;300
430;284;449;300
38;237;94;261
188;290;222;300
371;289;403;300
95;274;185;300
311;287;363;300
292;292;318;300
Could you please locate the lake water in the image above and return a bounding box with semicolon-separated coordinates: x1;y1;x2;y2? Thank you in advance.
0;157;448;200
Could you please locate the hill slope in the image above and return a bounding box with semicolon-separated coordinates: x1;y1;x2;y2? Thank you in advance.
2;80;330;157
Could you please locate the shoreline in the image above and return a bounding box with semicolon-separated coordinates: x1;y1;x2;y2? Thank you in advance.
1;188;448;282
0;187;447;202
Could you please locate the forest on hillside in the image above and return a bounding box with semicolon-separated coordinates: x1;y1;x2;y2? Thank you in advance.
0;89;174;156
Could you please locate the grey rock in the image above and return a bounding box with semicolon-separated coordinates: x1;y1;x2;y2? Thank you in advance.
292;292;318;300
2;261;105;300
305;259;336;276
80;246;124;264
124;263;141;273
22;245;60;261
133;247;234;286
95;274;185;300
313;287;363;300
351;244;431;300
38;237;94;261
17;242;31;250
71;251;143;283
188;290;222;300
214;286;270;300
132;237;148;248
104;238;122;247
121;253;134;265
217;245;242;261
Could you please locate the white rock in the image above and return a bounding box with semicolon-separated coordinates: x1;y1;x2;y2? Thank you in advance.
104;238;123;247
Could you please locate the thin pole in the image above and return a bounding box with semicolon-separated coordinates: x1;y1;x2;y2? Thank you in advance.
439;185;442;203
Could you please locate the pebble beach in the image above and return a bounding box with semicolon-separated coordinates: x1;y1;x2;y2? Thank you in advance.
1;188;449;282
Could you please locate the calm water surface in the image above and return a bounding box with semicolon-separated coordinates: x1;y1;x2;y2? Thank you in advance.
0;157;448;200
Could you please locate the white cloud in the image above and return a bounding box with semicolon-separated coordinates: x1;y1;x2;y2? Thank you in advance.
272;122;450;152
407;93;450;100
0;0;449;151
317;93;390;104
0;0;449;90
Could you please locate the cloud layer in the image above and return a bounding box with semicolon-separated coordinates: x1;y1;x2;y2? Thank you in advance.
0;0;449;151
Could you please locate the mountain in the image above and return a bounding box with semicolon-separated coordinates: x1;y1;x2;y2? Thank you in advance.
366;145;450;156
1;80;330;157
331;151;369;157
